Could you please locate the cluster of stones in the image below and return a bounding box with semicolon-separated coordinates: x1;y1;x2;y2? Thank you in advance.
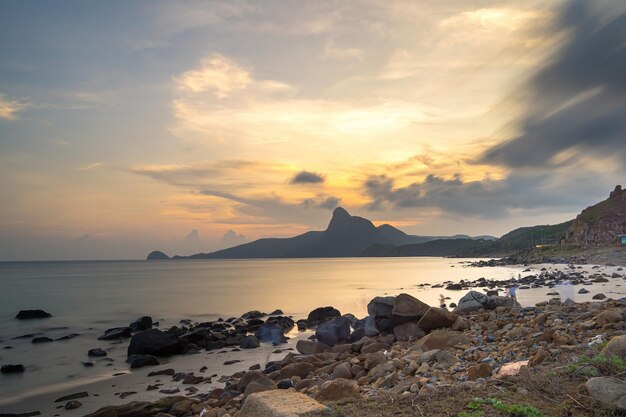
85;290;626;417
428;264;624;299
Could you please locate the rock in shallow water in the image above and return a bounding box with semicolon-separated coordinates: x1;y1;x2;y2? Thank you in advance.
127;329;182;357
1;363;25;374
315;316;351;347
240;335;261;349
15;309;52;320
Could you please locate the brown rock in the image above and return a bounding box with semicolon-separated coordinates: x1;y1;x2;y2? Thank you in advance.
277;362;315;379
239;390;327;417
392;293;430;318
296;340;329;355
244;379;277;399
84;396;188;417
529;348;549;366
467;363;492;380
603;335;626;362
393;321;425;342
596;309;623;326
414;330;472;350
317;378;360;402
331;362;352;379
417;308;458;332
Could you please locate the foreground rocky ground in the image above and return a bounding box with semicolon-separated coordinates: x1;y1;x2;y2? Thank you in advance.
76;286;626;417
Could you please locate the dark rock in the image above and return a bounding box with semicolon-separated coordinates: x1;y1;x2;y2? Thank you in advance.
54;392;89;403
129;316;153;332
446;284;463;290
88;348;107;357
31;337;53;344
277;380;293;389
315;316;351;347
127;329;182;357
578;288;590;294
82;361;94;367
240;335;260;349
296;339;329;355
241;310;265;320
265;316;295;332
593;293;607;300
126;354;160;369
98;327;132;341
15;310;52;320
64;400;82;410
269;309;284;315
367;296;395;319
1;364;25;374
254;323;287;345
306;306;341;323
147;368;175;377
453;290;520;314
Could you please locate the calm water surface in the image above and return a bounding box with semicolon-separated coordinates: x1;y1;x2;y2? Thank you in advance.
0;257;531;401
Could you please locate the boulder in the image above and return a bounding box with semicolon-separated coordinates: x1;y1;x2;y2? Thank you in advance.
129;316;153;332
391;294;429;318
602;335;626;362
83;396;187;417
239;390;327;417
453;291;519;314
126;354;160;369
331;362;352;379
593;293;607;300
266;316;295;333
393;321;425;342
242;310;265;320
315;316;351;347
127;329;182;357
307;307;341;323
596;309;623;326
296;340;329;355
367;296;395;318
1;364;25;374
468;363;492;380
254;323;287;345
316;378;360;402
417;307;458;332
98;327;132;341
240;335;261;349
88;348;107;357
277;362;315;379
244;379;277;399
15;309;52;319
65;400;82;410
239;370;273;392
414;330;472;350
586;377;626;411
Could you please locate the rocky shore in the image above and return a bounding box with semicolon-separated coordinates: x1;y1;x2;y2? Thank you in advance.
70;290;625;416
3;263;626;417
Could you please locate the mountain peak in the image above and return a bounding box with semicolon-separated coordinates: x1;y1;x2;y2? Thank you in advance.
332;206;351;219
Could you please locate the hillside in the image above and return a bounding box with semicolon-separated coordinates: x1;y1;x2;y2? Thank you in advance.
564;185;626;246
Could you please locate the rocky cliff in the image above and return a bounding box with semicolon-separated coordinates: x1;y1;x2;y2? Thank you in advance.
564;185;626;247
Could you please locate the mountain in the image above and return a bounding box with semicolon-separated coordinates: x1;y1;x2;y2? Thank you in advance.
360;239;495;257
564;185;626;246
149;207;494;260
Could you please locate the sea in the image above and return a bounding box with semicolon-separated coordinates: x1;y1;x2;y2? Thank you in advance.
0;257;612;404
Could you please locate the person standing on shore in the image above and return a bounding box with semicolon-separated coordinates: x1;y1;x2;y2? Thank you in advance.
507;285;517;301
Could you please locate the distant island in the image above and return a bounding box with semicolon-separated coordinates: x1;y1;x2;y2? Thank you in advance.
148;186;626;262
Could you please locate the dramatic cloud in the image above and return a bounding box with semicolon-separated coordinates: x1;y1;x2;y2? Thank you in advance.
0;93;28;120
290;171;325;184
481;0;626;168
363;168;610;219
302;195;341;210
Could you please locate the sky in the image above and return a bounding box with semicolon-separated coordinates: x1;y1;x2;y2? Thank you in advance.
0;0;625;260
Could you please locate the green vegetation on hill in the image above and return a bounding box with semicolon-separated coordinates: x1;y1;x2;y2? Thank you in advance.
495;220;573;251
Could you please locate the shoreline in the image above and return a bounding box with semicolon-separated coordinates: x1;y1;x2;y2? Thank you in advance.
1;260;625;417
